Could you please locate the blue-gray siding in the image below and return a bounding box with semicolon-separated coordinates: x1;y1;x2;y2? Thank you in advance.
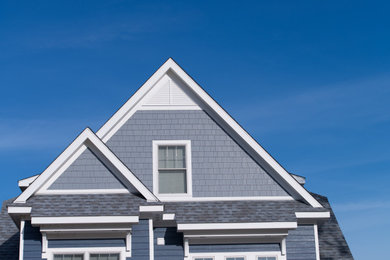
286;225;316;260
190;243;280;253
48;239;126;248
48;147;126;190
132;219;150;260
106;110;288;197
154;227;183;260
23;221;43;260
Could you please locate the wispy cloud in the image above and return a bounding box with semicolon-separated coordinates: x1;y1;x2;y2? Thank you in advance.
333;200;390;212
0;118;94;150
234;74;390;134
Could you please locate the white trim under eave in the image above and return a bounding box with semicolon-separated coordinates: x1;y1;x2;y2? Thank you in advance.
8;207;32;214
139;205;164;212
295;212;330;219
158;196;294;202
95;58;322;208
37;189;130;195
31;216;139;225
177;222;297;231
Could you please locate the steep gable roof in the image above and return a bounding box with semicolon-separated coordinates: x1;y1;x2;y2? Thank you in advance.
14;128;158;203
96;58;322;207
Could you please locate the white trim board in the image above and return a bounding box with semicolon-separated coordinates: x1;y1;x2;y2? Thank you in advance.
188;251;284;260
18;175;39;189
295;212;330;219
31;216;139;225
177;222;297;231
95;58;322;208
14;128;158;203
8;207;32;214
43;247;129;260
158;196;294;202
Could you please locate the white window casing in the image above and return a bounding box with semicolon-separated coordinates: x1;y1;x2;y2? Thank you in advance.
153;140;192;199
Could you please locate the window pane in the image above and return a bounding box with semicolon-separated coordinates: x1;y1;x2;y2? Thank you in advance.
159;170;187;193
54;256;63;260
108;254;120;260
158;147;166;168
63;256;74;260
267;258;276;260
73;256;83;260
90;254;119;260
175;146;185;168
258;258;266;260
158;146;185;169
235;258;245;260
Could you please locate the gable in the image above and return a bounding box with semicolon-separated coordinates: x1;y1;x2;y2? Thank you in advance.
106;109;290;197
14;128;158;203
48;147;127;190
96;58;322;207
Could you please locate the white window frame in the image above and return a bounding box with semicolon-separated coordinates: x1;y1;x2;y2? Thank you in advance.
152;140;192;198
193;256;215;260
225;256;246;260
256;255;279;260
47;248;125;260
188;252;284;260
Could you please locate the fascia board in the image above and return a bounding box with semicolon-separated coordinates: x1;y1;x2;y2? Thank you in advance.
295;212;330;219
31;216;139;225
177;222;297;231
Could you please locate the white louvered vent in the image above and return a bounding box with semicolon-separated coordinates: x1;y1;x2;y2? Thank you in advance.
143;74;199;108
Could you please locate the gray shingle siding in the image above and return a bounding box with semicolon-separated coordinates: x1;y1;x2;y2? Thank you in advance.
48;147;126;190
132;219;150;260
154;227;183;260
106;110;288;197
190;244;280;253
48;239;126;248
286;225;316;260
24;221;43;260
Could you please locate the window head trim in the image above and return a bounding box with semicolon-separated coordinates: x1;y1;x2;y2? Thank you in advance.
152;140;192;198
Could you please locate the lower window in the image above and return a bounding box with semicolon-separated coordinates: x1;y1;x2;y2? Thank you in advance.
226;257;245;260
90;254;120;260
53;253;120;260
54;255;83;260
258;257;277;260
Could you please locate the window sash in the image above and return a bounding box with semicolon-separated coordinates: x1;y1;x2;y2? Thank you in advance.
54;255;84;260
158;145;187;194
158;146;186;169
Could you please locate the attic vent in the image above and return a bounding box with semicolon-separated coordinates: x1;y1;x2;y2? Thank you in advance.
143;74;198;107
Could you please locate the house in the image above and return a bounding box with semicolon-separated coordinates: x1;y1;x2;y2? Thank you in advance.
0;58;353;260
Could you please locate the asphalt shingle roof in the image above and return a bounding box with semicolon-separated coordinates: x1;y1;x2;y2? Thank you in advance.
1;193;353;260
312;193;354;260
0;198;19;260
21;193;160;217
164;199;326;223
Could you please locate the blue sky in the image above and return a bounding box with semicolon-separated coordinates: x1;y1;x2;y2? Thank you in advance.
1;1;389;259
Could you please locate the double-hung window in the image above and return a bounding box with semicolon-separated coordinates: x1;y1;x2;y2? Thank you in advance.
153;140;192;197
53;253;120;260
54;255;84;260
